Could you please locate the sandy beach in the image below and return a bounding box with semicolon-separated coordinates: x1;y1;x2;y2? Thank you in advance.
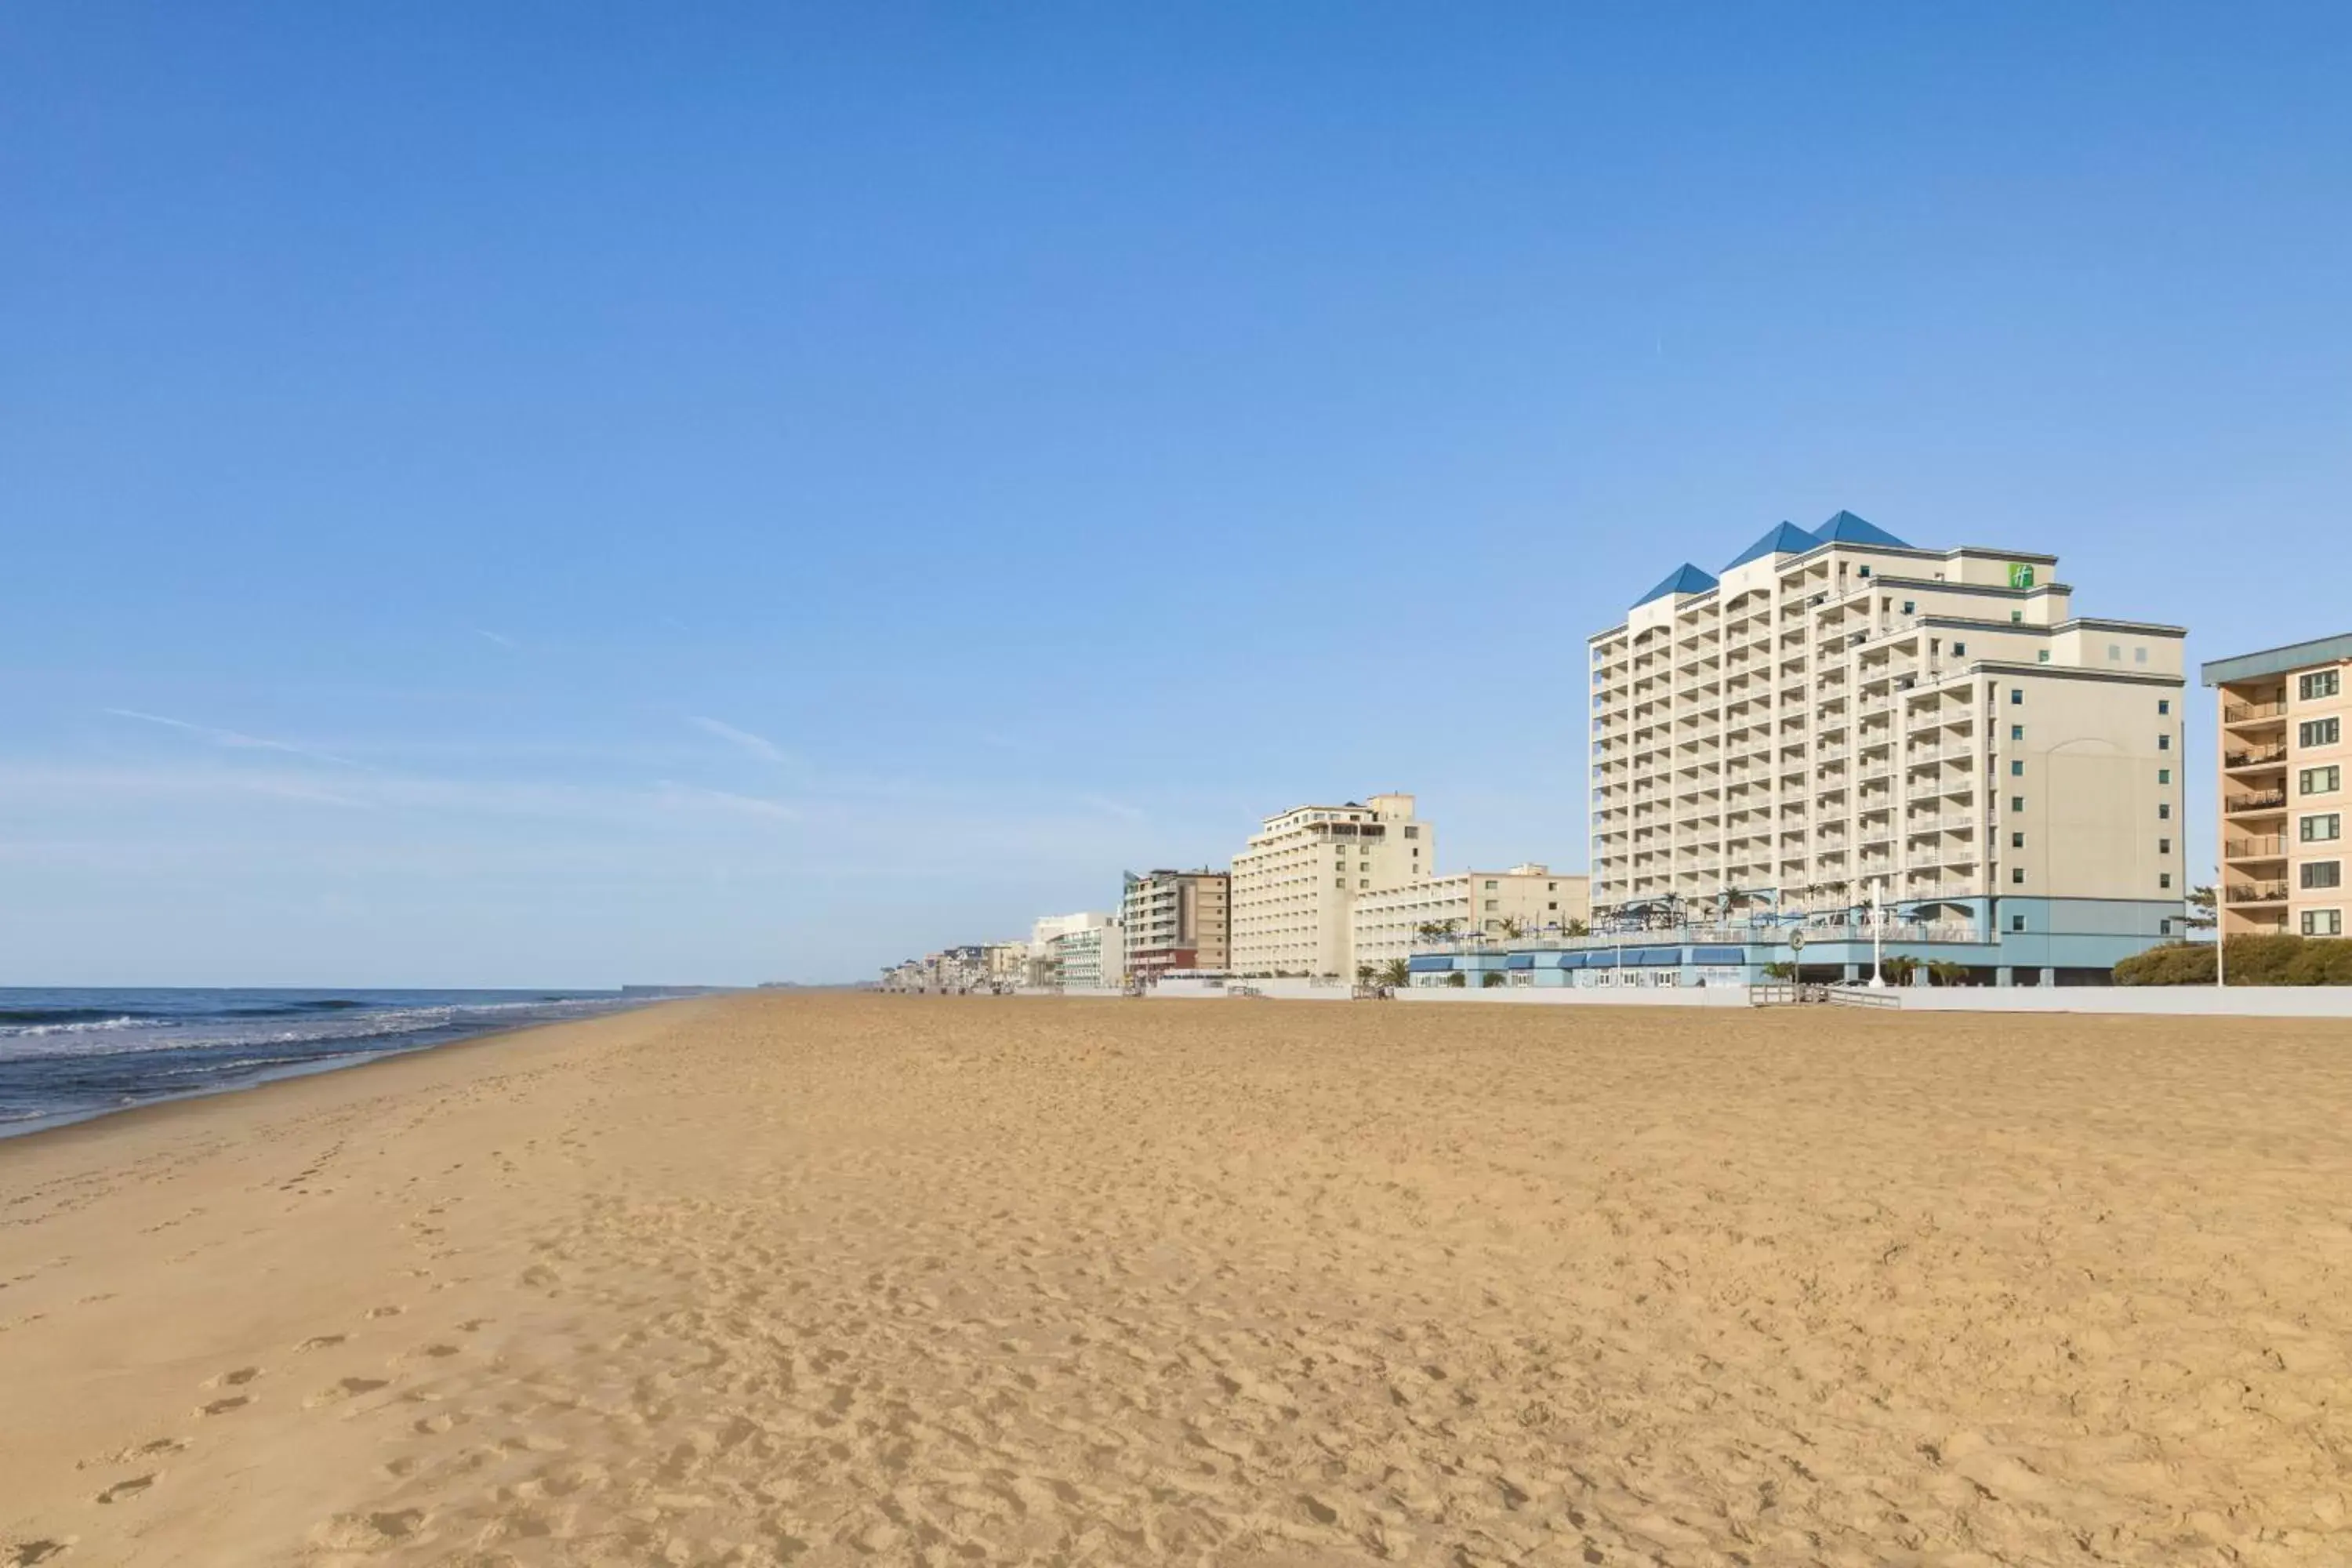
5;993;2350;1566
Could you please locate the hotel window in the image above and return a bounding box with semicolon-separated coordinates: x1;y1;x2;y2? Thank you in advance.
2011;914;2027;933
2158;734;2171;750
2159;836;2172;855
2038;651;2052;663
2161;873;2172;888
2304;766;2342;795
2012;867;2026;884
1901;600;1915;615
2010;689;2024;706
2303;670;2342;701
2159;804;2172;819
2012;831;2025;848
2303;862;2343;891
2158;699;2170;715
2306;910;2344;937
1403;826;1419;838
2303;814;2343;843
2011;724;2024;741
1953;641;1967;655
2159;768;2172;784
1483;880;1497;890
2011;610;2024;624
2010;760;2024;776
2108;644;2122;660
2012;796;2025;812
2136;648;2148;663
2301;718;2341;749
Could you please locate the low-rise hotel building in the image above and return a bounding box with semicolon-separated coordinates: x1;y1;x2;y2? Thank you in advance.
1582;511;2186;983
1230;794;1431;977
1352;866;1589;970
2203;632;2351;938
1049;920;1127;990
1121;869;1230;982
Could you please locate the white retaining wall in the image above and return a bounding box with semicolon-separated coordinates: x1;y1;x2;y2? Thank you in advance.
1389;986;1753;1008
1893;988;2352;1017
1141;980;2352;1017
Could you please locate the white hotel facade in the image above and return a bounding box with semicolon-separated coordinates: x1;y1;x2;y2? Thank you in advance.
1587;513;2186;963
1229;793;1430;977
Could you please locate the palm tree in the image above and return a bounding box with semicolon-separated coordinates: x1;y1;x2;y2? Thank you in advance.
1497;915;1524;940
1378;957;1410;989
1443;971;1468;988
1356;963;1376;987
1882;954;1920;986
1762;961;1796;980
1480;971;1507;988
1565;918;1590;938
1927;959;1968;987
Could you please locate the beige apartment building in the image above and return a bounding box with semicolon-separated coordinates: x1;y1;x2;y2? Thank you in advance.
1120;868;1230;982
1588;514;2185;946
1352;865;1590;969
2203;633;2351;938
1229;793;1431;977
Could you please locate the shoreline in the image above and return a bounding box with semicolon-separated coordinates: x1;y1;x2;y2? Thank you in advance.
0;993;706;1155
0;993;694;1147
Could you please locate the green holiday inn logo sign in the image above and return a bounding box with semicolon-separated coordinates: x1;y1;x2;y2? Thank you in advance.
2007;562;2035;590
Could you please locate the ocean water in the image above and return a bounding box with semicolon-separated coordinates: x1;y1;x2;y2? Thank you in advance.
0;988;660;1138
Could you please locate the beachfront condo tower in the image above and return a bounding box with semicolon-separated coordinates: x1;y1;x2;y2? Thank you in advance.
1587;512;2186;956
1120;869;1231;983
1230;794;1431;978
2202;632;2352;938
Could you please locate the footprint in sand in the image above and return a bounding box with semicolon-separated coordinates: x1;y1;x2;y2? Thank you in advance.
297;1334;347;1352
9;1541;72;1565
364;1305;404;1319
198;1396;250;1417
207;1367;261;1388
96;1475;155;1505
307;1377;390;1408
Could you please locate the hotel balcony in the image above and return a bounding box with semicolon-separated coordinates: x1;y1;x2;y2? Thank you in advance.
2223;834;2287;862
2223;743;2288;773
2225;880;2290;906
2223;787;2288;818
2220;696;2287;731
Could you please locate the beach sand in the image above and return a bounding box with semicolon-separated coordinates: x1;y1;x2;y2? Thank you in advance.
4;993;2350;1566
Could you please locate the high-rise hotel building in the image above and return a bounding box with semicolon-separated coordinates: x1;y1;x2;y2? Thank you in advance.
1587;513;2186;945
1229;793;1430;977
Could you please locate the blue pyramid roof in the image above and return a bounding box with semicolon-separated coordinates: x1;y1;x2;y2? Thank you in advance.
1633;562;1719;605
1811;510;1908;547
1722;521;1819;569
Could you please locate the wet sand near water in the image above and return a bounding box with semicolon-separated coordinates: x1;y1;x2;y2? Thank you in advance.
4;992;2350;1566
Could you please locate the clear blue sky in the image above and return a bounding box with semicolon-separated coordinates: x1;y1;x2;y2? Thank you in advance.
4;4;2347;985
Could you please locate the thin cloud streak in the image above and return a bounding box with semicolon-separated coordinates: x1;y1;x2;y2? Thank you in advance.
688;715;789;764
103;707;371;770
475;628;519;649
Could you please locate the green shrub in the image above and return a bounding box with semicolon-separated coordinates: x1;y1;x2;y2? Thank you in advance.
2114;943;2214;985
1480;971;1507;989
1443;971;1468;988
2114;937;2352;985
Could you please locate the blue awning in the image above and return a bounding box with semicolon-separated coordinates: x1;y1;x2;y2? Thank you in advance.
1407;954;1454;974
1628;946;1681;966
1504;953;1535;970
